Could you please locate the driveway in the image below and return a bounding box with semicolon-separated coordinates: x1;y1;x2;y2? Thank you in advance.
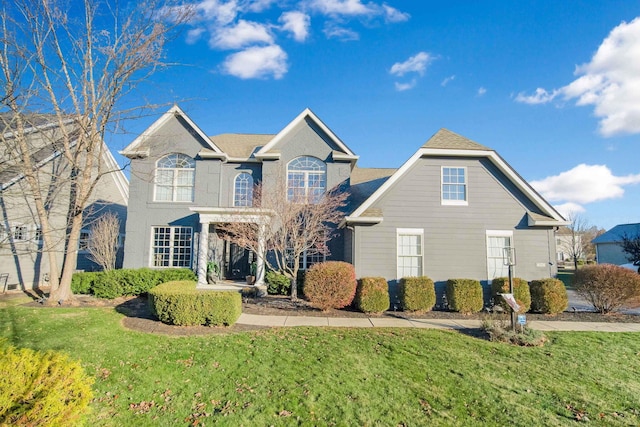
567;289;640;315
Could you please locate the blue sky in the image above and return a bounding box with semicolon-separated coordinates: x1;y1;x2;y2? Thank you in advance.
118;0;640;230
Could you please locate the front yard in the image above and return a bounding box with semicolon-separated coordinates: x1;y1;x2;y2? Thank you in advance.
2;295;640;426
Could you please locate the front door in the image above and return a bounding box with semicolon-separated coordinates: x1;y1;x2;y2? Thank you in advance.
224;241;250;280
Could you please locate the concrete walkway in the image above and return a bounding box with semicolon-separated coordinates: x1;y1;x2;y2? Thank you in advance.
237;313;640;332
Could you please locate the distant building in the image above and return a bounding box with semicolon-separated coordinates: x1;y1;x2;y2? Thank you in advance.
592;223;640;265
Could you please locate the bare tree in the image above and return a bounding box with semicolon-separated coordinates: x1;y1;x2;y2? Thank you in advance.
621;232;640;273
561;212;592;270
87;212;120;271
217;177;349;300
0;0;191;303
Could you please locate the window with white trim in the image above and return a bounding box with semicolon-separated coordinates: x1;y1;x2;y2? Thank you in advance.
397;228;423;278
441;167;467;205
486;230;513;280
234;173;253;207
151;226;193;268
154;153;195;202
287;156;326;203
11;225;28;242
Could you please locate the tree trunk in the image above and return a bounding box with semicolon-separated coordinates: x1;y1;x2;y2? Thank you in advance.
290;276;298;300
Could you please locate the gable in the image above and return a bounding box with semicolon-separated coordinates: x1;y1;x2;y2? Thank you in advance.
256;108;358;162
593;223;640;244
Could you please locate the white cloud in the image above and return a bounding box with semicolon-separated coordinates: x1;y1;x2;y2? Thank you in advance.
390;52;434;77
530;164;640;215
323;24;359;40
515;17;640;136
243;0;276;12
186;27;206;44
279;11;310;42
382;4;410;23
395;79;416;92
195;0;239;25
221;44;288;79
477;87;487;96
210;19;274;49
308;0;374;16
553;202;586;218
441;75;455;86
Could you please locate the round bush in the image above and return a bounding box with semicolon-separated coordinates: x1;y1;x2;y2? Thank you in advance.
446;279;483;314
355;277;390;314
266;270;291;295
491;277;531;314
530;278;568;314
303;261;357;311
0;344;93;426
399;276;436;313
573;264;640;313
148;281;242;326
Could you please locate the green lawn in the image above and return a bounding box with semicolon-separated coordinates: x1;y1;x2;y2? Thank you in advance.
2;299;640;426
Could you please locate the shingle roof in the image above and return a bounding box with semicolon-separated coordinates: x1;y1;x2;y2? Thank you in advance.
422;128;491;151
209;133;275;159
592;223;640;244
348;166;396;214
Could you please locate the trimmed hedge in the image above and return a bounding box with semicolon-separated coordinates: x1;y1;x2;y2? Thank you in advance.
446;279;483;314
265;270;291;295
355;277;390;314
399;276;436;313
490;277;531;314
530;278;568;314
0;344;93;426
148;281;242;326
304;261;357;311
71;268;197;299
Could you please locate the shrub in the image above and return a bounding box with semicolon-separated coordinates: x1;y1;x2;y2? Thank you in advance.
481;316;547;346
530;278;568;314
446;279;483;314
148;281;242;326
70;271;100;294
266;270;291;295
72;268;196;299
573;264;640;313
490;277;531;314
398;276;436;313
0;344;93;426
355;277;390;314
303;261;357;311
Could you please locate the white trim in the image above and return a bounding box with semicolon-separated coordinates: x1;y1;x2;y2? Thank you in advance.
486;230;514;281
153;153;195;203
233;172;254;207
121;105;226;159
2;117;76;139
149;225;194;268
349;146;565;224
396;228;424;279
101;141;130;203
441;166;468;206
343;216;383;225
255;108;357;159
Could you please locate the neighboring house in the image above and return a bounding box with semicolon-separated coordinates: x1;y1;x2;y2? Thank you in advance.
592;223;640;265
555;227;584;265
121;105;567;299
0;114;129;290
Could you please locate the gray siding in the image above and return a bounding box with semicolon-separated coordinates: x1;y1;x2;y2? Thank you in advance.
595;242;629;265
353;156;557;287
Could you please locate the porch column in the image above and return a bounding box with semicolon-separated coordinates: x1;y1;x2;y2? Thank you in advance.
255;223;266;286
197;220;209;287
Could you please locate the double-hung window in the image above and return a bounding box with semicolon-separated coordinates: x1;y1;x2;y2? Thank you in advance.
287;156;326;203
397;228;423;278
486;230;513;280
234;173;253;207
151;226;193;268
441;167;467;205
155;154;195;202
11;225;28;242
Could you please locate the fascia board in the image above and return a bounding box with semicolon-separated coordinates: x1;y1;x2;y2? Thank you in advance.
256;108;357;157
121;105;222;155
101;142;130;203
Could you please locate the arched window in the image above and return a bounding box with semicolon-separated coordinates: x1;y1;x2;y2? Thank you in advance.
155;153;195;202
234;173;253;207
287;156;326;203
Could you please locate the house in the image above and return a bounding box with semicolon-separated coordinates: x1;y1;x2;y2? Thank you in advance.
0;114;129;290
121;106;567;298
592;223;640;266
